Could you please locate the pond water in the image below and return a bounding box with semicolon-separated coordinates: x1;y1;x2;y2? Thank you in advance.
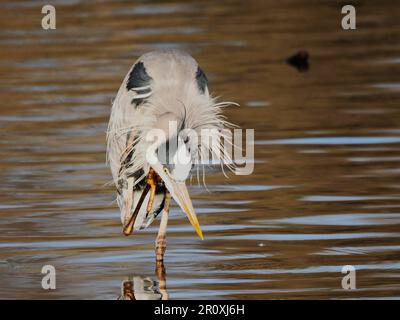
0;0;400;299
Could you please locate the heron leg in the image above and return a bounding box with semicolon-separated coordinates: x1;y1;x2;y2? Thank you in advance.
123;168;159;236
155;191;170;261
123;183;150;236
146;167;161;213
146;169;157;213
155;260;169;300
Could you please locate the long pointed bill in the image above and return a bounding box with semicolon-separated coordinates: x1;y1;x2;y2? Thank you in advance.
152;163;203;240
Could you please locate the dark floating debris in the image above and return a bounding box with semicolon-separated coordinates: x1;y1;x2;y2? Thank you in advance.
286;50;309;72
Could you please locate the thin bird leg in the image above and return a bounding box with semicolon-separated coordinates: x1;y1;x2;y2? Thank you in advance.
123;183;150;236
155;191;171;262
155;260;169;300
123;168;161;235
146;167;158;213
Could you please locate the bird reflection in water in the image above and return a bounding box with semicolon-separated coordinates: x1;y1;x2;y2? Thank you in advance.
118;261;168;300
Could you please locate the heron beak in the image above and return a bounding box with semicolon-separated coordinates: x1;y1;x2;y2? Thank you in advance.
152;163;203;240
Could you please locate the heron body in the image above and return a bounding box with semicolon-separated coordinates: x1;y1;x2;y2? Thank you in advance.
107;50;236;261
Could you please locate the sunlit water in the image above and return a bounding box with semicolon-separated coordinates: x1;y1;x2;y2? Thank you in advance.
1;0;400;299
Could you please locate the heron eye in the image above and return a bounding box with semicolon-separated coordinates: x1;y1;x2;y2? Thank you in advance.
195;66;208;94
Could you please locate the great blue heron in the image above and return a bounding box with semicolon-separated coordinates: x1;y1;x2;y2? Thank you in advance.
107;50;236;261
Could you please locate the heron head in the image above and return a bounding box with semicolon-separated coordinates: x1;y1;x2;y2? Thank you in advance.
145;112;203;239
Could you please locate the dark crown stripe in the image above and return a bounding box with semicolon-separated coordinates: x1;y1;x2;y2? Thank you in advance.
126;61;152;91
195;66;208;94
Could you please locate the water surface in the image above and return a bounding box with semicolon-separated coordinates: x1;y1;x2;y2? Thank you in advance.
1;0;400;299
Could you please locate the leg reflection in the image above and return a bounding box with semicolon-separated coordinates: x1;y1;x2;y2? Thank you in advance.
120;279;135;300
118;261;169;300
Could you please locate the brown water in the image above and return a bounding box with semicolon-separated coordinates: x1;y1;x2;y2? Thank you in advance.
1;0;400;299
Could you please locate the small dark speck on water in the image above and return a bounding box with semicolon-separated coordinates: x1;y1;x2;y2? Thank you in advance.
286;50;310;72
